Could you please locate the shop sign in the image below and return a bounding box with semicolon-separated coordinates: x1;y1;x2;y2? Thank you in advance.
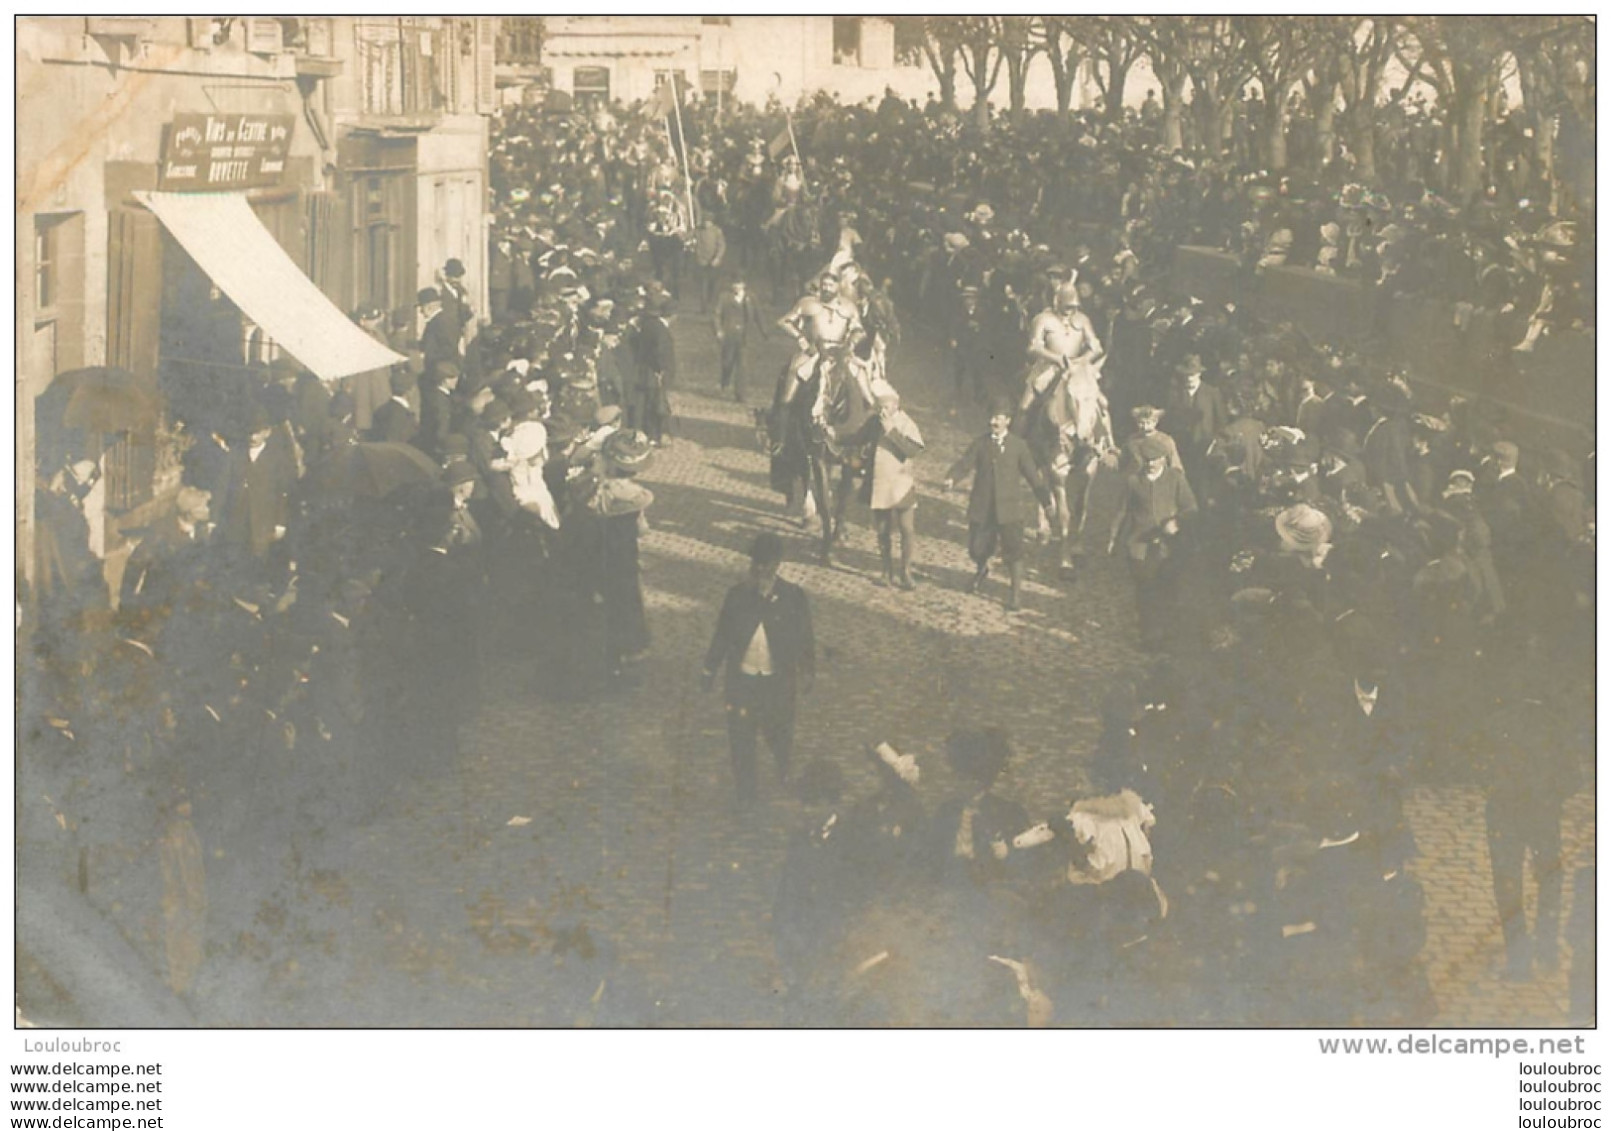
159;113;295;191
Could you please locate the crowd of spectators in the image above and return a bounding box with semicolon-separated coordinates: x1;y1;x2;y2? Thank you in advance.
19;79;1596;1023
486;88;1593;1018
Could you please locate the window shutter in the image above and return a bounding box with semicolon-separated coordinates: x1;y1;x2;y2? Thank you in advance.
244;17;284;55
475;18;496;114
106;208;161;380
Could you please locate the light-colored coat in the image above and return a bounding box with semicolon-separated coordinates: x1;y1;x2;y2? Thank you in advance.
870;411;924;511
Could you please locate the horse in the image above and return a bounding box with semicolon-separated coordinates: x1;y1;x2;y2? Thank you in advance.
761;347;876;563
1021;356;1117;570
766;199;823;305
735;176;775;272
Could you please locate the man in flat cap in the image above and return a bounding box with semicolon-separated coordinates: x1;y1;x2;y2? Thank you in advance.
702;532;815;806
944;397;1052;611
1109;433;1198;651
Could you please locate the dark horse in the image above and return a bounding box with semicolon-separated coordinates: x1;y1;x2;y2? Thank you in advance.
735;176;775;273
766;199;822;305
761;349;876;563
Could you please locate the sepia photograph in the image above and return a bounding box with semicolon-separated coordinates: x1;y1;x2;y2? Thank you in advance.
13;11;1596;1054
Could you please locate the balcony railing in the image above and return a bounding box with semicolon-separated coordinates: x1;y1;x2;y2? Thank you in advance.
355;18;453;121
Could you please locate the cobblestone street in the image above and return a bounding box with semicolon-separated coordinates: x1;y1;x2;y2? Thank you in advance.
97;306;1589;1029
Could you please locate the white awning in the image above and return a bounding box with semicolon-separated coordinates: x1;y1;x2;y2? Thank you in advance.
134;190;406;382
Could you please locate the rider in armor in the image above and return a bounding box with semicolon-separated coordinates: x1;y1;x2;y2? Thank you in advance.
1021;279;1115;570
769;272;867;540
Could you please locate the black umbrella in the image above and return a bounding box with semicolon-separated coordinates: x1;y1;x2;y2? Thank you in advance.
313;441;440;498
39;367;162;434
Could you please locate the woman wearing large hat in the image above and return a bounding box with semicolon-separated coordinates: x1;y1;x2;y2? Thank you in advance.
574;429;655;682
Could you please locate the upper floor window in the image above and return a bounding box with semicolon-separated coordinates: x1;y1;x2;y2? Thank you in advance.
833;17;861;67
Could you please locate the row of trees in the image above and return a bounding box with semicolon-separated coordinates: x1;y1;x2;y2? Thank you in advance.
891;16;1594;202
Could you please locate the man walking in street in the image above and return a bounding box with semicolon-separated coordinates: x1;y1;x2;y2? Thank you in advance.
702;533;815;806
630;294;677;445
713;278;767;403
692;214;728;313
1108;433;1197;651
944;397;1051;611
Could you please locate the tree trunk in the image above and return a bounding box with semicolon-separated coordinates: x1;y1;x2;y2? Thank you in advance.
1534;111;1557;213
1455;88;1487;205
1210;97;1235;159
1048;54;1075;115
1161;75;1186;151
1312;82;1338;172
973;80;991;132
1264;95;1288;170
1353;112;1377;182
1103;59;1133;122
1163;102;1184;151
1008;59;1029;127
928;48;958;110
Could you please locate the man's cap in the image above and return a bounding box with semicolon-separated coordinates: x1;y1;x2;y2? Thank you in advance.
446;462;480;487
988;395;1015;421
1136;435;1172;463
749;531;785;566
444;258;467;278
1490;440;1520;466
418;287;442;306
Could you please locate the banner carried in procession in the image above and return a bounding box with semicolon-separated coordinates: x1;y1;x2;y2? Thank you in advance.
159;113;295;191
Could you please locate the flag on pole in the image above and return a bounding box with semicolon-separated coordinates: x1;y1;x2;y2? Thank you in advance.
768;128;792;159
647;79;677;120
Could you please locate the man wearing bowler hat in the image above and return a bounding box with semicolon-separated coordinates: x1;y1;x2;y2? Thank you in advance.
418;287;461;378
702;533;815;806
944;397;1051;611
1164;353;1227;494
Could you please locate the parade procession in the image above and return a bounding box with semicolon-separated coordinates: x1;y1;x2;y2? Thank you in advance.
15;16;1596;1030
